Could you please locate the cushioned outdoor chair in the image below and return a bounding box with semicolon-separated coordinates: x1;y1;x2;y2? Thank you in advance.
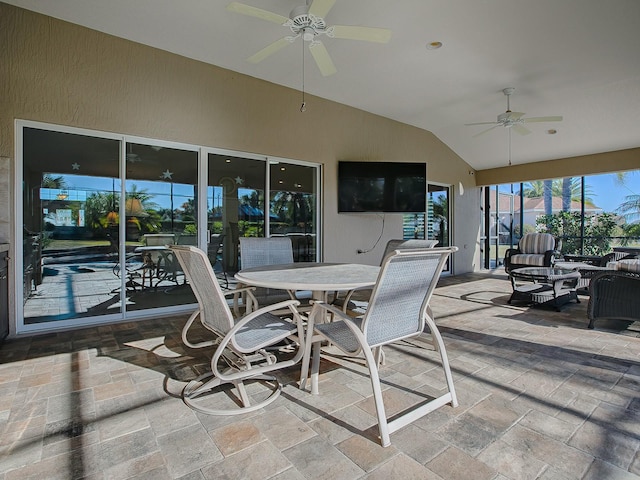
587;259;640;329
504;232;560;274
332;238;439;313
169;245;305;415
300;247;458;447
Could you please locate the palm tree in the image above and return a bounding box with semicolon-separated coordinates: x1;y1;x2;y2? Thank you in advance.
521;179;595;206
562;177;572;211
543;180;553;216
617;194;640;224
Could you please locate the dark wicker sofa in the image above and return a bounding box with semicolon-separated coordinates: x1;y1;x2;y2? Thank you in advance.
587;264;640;329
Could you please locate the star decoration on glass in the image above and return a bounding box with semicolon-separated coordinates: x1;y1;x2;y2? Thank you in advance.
71;163;80;170
160;169;173;180
235;176;244;185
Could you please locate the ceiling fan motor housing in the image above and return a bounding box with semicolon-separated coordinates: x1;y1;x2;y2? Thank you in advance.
288;5;327;38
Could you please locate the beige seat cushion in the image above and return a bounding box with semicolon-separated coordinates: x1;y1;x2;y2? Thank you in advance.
618;259;640;273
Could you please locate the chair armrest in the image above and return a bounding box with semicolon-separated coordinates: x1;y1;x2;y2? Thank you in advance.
545;250;561;266
227;285;258;315
504;247;521;273
221;298;303;350
224;286;255;297
309;300;353;324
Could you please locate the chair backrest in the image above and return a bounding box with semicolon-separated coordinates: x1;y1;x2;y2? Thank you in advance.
518;233;555;254
382;239;439;263
169;245;234;336
240;237;294;269
363;247;456;347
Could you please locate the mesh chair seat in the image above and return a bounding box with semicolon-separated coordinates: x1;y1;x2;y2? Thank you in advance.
234;312;297;352
315;317;364;353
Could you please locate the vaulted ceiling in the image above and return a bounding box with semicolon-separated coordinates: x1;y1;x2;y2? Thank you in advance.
5;0;640;171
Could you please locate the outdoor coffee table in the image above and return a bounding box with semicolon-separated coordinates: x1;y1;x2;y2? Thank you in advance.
554;261;613;295
508;267;581;311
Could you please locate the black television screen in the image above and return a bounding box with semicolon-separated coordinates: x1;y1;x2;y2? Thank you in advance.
338;161;426;213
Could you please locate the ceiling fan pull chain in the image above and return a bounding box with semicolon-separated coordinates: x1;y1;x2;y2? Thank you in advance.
300;37;306;112
508;128;512;166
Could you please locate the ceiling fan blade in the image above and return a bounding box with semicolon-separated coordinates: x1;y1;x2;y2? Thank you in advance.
472;124;500;138
465;121;499;126
330;25;392;43
309;0;337;19
309;41;337;76
226;2;289;25
512;124;532;136
247;37;292;63
523;115;563;123
507;111;525;120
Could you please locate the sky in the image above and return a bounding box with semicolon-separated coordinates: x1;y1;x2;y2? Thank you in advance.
583;172;638;213
500;171;639;215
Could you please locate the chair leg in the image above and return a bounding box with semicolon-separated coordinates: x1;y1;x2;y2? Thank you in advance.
235;379;251;407
426;322;458;408
183;371;282;415
360;345;392;447
373;346;386;366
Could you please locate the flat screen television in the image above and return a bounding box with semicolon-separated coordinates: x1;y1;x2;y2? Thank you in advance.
338;161;426;213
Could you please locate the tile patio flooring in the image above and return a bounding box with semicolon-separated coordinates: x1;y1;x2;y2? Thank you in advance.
1;272;639;479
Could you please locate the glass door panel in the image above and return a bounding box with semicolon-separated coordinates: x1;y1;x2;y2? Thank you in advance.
269;161;318;262
426;184;451;271
22;127;122;324
208;153;266;273
123;142;198;311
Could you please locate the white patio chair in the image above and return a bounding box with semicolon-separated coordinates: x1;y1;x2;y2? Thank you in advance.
238;237;311;310
300;247;458;447
332;238;439;314
169;245;306;415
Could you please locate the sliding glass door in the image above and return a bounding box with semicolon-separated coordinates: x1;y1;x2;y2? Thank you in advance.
207;152;320;273
122;141;199;311
19;122;320;333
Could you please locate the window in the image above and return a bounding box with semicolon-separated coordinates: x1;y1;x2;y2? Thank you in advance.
18;122;321;333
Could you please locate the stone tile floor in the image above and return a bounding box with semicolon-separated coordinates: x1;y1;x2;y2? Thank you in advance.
1;272;639;479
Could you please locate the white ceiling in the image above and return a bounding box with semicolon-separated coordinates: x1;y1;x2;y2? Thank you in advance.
6;0;640;170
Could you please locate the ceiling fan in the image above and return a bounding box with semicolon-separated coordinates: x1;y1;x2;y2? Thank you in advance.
465;87;563;138
226;0;392;77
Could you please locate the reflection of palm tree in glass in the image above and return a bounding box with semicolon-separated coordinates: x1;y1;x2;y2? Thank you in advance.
271;191;313;232
42;174;67;188
431;195;448;247
125;185;160;237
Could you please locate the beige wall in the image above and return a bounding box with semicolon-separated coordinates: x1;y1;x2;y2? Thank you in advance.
0;3;481;276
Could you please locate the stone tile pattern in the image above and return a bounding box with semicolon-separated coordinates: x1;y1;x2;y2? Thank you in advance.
1;273;639;479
